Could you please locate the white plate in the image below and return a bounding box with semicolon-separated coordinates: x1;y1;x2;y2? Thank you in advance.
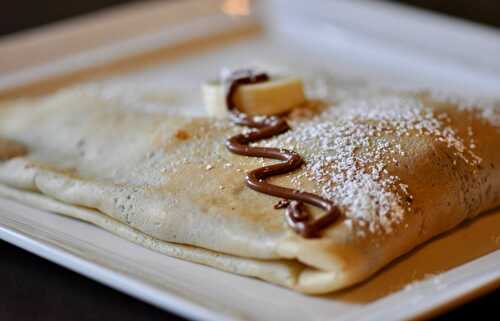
1;1;499;321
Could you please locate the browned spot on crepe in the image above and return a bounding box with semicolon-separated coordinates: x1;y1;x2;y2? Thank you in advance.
0;138;28;161
174;129;191;141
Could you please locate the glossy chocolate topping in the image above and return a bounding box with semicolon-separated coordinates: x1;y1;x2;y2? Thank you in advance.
223;70;340;238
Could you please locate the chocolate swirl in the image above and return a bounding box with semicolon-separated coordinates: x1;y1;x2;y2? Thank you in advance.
223;70;340;238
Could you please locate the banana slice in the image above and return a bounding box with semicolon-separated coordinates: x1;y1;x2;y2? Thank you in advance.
202;76;305;117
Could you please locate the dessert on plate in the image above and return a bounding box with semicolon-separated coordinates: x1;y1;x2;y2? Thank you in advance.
0;69;498;294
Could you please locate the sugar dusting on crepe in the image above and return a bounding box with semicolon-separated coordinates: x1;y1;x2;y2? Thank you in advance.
427;90;500;127
260;95;484;235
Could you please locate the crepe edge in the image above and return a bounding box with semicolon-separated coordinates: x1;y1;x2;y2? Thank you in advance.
0;183;311;290
0;157;372;295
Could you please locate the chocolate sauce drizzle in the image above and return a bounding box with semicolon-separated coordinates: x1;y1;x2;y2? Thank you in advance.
223;70;340;238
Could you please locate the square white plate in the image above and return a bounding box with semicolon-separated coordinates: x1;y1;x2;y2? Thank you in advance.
1;1;499;321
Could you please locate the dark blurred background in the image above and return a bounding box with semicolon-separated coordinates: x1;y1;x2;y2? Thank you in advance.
1;0;500;37
1;1;499;321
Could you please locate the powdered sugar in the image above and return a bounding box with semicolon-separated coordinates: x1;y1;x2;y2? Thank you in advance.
428;90;500;127
258;95;482;235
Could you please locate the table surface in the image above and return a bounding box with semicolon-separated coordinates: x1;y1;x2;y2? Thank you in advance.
0;1;499;320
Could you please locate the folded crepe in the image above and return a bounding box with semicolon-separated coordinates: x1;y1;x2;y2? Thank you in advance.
0;84;499;294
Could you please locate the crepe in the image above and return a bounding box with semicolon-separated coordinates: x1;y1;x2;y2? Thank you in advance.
0;85;499;294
